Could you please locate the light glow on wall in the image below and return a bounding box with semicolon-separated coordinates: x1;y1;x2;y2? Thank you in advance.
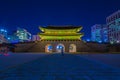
40;35;82;40
39;27;83;40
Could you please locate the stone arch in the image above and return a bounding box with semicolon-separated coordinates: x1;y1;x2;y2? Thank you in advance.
56;43;65;53
69;44;76;53
45;44;53;53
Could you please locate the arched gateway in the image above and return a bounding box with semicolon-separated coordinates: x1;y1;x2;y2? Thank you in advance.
69;44;76;53
56;44;65;53
45;44;52;53
38;26;83;53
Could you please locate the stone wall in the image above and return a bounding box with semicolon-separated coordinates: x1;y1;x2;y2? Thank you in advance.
14;41;109;53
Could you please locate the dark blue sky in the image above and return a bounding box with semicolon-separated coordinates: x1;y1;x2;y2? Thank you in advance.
0;0;120;39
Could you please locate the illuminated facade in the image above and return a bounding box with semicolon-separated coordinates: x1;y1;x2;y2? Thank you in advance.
0;29;7;38
0;34;7;43
16;28;31;42
91;24;108;43
106;10;120;44
36;26;83;53
32;35;40;41
7;35;19;43
39;26;83;40
0;29;7;43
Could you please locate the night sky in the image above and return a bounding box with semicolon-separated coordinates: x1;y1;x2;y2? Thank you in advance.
0;0;120;40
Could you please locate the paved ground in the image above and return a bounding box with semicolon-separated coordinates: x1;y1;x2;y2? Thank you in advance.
0;53;120;80
0;53;47;71
77;54;120;69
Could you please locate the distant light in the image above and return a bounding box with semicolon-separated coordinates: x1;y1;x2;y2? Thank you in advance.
57;45;63;49
29;37;31;39
47;47;50;50
48;46;52;50
17;31;19;33
98;41;102;43
57;46;59;49
21;33;24;34
60;46;63;49
4;30;7;32
86;39;90;42
116;40;119;43
7;37;10;40
110;41;114;44
0;29;4;31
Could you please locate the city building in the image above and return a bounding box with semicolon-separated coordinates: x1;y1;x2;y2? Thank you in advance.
0;34;8;43
106;10;120;44
32;35;40;41
102;25;108;42
7;34;19;43
16;27;32;42
91;24;108;42
0;28;8;43
0;29;8;37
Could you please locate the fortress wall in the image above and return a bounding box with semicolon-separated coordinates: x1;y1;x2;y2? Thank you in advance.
14;41;109;53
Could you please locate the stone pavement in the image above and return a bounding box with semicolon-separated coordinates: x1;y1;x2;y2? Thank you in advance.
0;53;47;71
0;54;120;80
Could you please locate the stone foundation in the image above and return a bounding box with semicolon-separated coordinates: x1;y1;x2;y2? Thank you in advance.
14;40;108;53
